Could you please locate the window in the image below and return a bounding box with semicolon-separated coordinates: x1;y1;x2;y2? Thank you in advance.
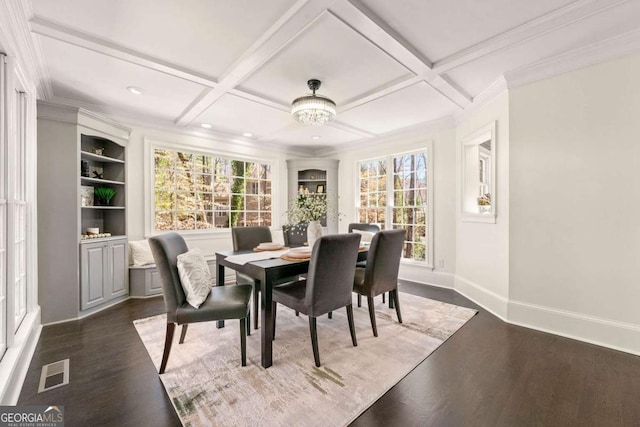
153;148;272;231
462;121;496;222
357;149;432;264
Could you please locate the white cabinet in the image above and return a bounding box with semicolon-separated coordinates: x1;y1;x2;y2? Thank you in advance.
38;101;131;322
80;237;128;310
286;159;339;234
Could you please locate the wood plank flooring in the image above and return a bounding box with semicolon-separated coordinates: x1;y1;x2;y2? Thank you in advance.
18;282;640;426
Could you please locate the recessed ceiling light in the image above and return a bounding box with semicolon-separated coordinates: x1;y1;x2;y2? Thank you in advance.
242;132;253;137
312;136;321;140
200;123;212;129
127;86;143;95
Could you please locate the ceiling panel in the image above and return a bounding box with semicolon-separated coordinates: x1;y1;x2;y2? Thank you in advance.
31;0;298;78
359;0;576;62
337;82;460;135
444;1;640;97
238;11;413;106
40;37;206;121
193;94;292;138
266;122;364;147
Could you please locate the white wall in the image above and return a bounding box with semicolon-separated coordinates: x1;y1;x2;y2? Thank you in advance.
454;92;510;318
125;127;292;255
335;127;457;288
509;53;640;354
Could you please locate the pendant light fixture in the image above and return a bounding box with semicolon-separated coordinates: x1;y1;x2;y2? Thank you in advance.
291;79;336;126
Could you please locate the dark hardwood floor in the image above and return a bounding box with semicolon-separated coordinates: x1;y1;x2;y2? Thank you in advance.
18;282;640;426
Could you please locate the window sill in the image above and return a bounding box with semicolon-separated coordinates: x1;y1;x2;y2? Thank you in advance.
462;213;496;223
400;258;434;270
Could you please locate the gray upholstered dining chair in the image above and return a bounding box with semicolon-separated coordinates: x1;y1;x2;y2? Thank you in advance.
282;223;307;247
271;233;361;367
232;226;272;330
353;229;406;337
348;222;382;305
149;232;252;374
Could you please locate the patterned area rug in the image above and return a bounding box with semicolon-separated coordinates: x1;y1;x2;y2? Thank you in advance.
134;293;477;427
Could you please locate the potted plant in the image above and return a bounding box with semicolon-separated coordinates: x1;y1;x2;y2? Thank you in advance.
477;193;491;213
285;188;340;247
94;187;116;206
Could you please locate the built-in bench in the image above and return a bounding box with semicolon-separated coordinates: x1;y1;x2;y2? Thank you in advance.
129;256;217;297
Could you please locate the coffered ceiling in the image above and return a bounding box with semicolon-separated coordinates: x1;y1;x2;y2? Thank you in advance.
24;0;640;153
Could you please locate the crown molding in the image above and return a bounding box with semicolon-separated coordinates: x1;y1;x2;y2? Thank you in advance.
433;0;630;74
43;96;312;157
314;115;455;157
505;27;640;89
454;77;508;125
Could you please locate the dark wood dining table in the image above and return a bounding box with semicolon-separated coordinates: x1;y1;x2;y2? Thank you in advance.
215;248;368;368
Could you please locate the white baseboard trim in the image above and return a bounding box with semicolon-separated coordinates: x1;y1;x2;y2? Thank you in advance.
508;299;640;356
453;275;509;320
0;306;42;405
399;268;454;289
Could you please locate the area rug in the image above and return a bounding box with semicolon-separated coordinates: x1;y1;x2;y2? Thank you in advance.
134;293;477;427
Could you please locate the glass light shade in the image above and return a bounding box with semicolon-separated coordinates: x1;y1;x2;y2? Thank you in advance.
291;95;336;126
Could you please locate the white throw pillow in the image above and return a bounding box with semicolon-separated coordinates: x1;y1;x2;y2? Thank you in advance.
177;248;213;309
129;240;155;266
353;229;376;243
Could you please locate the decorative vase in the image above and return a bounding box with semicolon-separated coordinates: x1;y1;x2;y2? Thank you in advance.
307;221;323;248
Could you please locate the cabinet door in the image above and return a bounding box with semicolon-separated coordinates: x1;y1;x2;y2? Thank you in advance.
108;239;128;298
80;242;108;310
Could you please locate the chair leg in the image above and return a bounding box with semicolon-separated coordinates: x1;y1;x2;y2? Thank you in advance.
357;294;361;308
295;311;299;316
367;296;378;337
272;302;277;341
159;323;176;374
328;311;332;319
346;304;357;347
247;310;251;336
179;324;188;344
389;290;395;309
253;286;260;330
240;317;247;366
309;316;321;367
382;292;385;303
393;289;403;323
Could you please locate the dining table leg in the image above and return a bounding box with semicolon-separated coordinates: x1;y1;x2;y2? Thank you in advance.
260;276;273;368
216;260;225;329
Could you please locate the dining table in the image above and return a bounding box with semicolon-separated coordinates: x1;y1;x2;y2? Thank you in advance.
215;246;368;368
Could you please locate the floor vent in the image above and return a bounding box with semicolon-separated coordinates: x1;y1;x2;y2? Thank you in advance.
38;359;70;393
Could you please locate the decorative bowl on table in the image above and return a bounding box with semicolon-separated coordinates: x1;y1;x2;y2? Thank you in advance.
285;247;312;259
256;242;284;251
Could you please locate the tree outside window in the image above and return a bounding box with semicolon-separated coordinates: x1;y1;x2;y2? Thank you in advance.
154;149;272;231
358;151;429;262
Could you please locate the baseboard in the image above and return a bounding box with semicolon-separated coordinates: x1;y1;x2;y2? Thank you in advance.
0;306;42;404
399;268;454;289
508;299;640;356
453;275;509;320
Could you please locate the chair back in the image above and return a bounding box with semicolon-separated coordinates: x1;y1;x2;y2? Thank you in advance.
348;223;381;233
232;226;272;251
282;223;307;247
364;229;406;295
148;232;189;322
305;234;361;316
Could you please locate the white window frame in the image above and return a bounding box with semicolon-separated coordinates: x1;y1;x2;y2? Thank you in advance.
461;121;497;223
144;137;278;237
355;143;434;268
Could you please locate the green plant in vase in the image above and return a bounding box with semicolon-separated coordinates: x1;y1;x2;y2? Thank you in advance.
94;187;116;206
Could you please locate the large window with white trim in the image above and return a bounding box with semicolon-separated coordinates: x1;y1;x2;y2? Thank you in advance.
357;149;432;264
153;148;272;231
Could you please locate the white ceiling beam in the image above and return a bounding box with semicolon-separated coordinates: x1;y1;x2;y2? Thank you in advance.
331;0;471;108
433;0;630;74
174;0;340;126
29;15;219;88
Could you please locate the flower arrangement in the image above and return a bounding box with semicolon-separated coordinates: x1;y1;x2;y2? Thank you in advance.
285;188;339;225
